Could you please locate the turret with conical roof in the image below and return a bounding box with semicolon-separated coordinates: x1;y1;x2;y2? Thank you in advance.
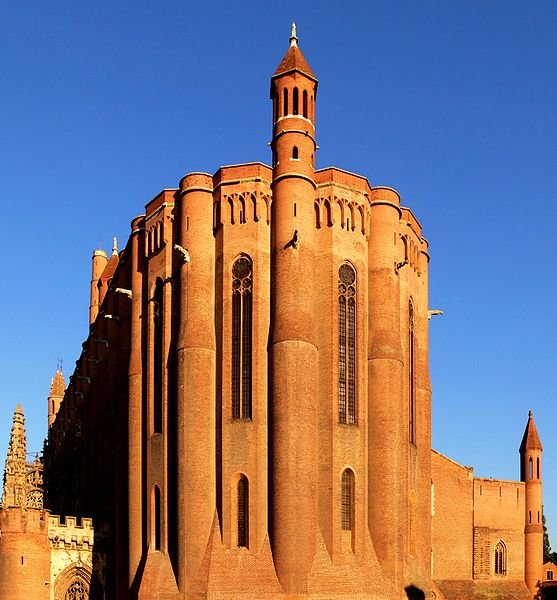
48;367;66;428
520;410;543;597
269;24;320;594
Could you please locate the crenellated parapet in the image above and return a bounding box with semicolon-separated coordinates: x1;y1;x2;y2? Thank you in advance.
48;515;94;551
48;515;94;600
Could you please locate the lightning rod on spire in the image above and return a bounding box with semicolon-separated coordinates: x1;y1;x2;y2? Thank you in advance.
290;22;298;48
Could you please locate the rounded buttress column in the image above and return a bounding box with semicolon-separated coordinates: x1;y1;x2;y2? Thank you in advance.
367;186;404;588
128;215;145;589
270;69;318;592
176;172;216;591
523;437;543;595
89;250;108;324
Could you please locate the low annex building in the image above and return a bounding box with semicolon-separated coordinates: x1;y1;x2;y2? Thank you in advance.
0;27;548;600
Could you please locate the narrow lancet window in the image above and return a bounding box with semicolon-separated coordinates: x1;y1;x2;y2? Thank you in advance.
409;300;416;445
283;88;288;116
529;457;533;480
341;469;354;531
293;87;299;115
232;256;253;419
153;485;161;550
494;541;507;575
237;475;249;548
338;264;357;424
153;279;163;434
303;90;308;118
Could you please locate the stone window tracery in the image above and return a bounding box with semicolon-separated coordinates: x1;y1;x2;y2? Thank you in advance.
64;580;88;600
232;257;252;419
26;489;43;509
494;541;507;575
153;279;163;433
338;264;356;424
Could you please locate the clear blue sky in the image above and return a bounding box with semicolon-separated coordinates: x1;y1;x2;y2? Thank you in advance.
1;1;556;545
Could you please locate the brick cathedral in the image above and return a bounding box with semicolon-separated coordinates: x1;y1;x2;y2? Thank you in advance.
0;27;547;600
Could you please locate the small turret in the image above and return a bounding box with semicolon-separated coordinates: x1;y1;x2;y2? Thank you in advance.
520;410;543;597
89;249;108;324
269;25;319;594
47;366;66;429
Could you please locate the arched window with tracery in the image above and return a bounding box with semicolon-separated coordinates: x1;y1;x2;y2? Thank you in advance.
153;279;163;433
232;256;252;419
409;300;416;445
338;263;356;424
65;579;88;600
341;469;354;531
237;475;249;548
494;541;507;576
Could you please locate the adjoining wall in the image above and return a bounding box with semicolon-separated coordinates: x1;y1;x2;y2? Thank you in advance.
431;450;474;580
473;478;525;581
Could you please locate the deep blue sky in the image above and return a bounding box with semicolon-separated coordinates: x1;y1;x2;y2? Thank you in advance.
1;1;556;543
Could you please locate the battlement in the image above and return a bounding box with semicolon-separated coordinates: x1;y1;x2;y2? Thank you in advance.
48;514;94;550
0;505;49;532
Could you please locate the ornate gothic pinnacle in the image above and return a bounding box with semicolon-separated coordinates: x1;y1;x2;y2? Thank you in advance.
1;404;28;508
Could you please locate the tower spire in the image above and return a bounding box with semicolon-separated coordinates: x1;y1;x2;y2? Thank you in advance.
290;22;298;47
520;410;544;597
1;405;27;507
48;366;66;428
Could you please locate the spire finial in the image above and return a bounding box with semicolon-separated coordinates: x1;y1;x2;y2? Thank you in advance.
112;236;118;255
529;409;533;418
290;22;298;48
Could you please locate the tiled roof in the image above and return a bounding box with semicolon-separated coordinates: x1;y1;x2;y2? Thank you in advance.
520;410;543;452
273;45;316;80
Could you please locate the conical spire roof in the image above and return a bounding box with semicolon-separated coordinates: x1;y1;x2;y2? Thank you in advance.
520;410;543;452
273;23;317;82
49;368;66;397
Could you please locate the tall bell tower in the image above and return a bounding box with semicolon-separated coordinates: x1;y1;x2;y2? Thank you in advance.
269;24;319;594
520;410;544;597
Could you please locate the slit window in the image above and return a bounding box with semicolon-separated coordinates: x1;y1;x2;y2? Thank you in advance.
237;475;249;548
154;485;161;550
341;469;354;531
292;146;299;159
293;87;299;115
283;88;288;116
303;90;308;118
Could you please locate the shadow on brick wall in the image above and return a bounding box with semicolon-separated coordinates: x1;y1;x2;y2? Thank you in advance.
405;585;426;600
